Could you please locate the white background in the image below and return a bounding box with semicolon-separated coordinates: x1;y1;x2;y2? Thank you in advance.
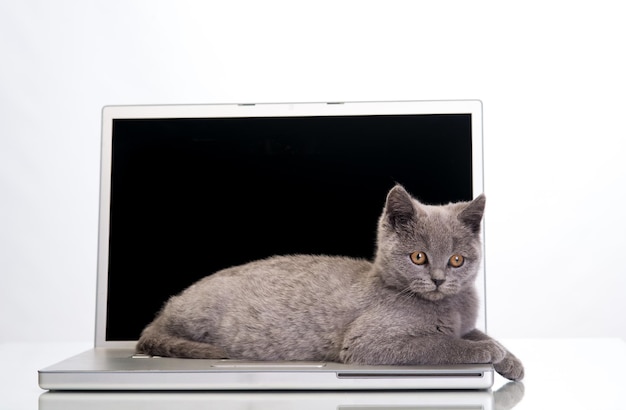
1;0;625;344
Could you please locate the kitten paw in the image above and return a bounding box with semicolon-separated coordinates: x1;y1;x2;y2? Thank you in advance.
494;353;525;381
472;340;506;364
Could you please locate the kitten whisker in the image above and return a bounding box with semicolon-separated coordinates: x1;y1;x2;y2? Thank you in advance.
394;285;419;304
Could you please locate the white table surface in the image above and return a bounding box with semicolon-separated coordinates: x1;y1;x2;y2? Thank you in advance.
1;338;625;409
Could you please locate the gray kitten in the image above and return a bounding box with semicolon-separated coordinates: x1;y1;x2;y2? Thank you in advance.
137;184;524;381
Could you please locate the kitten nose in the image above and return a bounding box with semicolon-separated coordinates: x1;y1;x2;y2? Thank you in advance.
431;269;445;287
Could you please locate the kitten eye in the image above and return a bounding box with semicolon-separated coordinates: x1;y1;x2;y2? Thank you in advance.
410;251;428;265
449;255;464;268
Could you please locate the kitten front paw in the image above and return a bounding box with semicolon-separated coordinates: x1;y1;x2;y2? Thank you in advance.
471;340;506;364
494;352;524;381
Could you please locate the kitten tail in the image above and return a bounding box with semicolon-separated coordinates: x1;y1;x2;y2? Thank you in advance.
136;324;229;359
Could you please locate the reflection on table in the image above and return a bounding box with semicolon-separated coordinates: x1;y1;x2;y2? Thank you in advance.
39;381;524;410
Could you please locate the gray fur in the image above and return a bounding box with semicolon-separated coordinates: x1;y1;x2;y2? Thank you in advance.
137;184;524;381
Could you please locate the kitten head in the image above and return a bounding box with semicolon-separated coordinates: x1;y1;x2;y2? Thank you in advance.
374;185;485;301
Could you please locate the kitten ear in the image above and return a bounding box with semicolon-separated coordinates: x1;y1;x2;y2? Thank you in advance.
384;185;418;229
458;194;486;234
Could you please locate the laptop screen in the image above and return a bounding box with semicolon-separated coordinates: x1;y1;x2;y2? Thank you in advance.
100;104;481;342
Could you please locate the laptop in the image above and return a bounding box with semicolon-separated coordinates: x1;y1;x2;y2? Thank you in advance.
39;99;492;390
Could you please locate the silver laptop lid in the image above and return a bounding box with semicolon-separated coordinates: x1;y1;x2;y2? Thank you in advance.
95;100;485;348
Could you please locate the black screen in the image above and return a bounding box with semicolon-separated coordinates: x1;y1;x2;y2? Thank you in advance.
106;114;474;340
